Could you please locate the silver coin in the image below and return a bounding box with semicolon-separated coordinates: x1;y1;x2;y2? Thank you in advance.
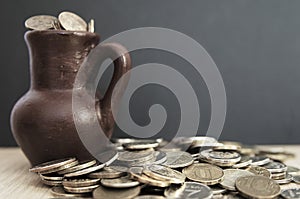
88;19;95;33
250;156;271;166
281;188;300;199
39;160;79;174
220;169;254;191
25;15;57;30
64;184;99;193
58;11;87;31
95;150;119;166
118;149;155;163
64;163;105;177
39;173;64;181
293;175;300;184
51;186;89;197
232;156;252;169
101;175;140;188
163;151;194;168
210;185;227;195
275;174;293;184
208;150;240;159
41;178;62;186
164;182;213;199
88;166;126;179
263;161;287;173
123;141;159;150
93;185;141;199
287;166;300;176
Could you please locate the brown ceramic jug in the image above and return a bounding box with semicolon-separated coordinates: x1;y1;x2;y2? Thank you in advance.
10;30;131;166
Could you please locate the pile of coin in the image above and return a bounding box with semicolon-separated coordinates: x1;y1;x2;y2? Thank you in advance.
29;137;300;198
24;11;94;32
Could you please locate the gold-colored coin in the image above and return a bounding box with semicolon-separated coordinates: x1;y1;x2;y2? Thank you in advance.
182;163;224;185
143;164;186;184
39;160;79;174
29;158;76;173
88;166;126;179
40;178;62;186
220;169;254;191
58;11;87;31
58;159;96;174
246;166;271;178
25;15;57;30
101;175;140;188
51;186;89;197
129;167;171;188
235;176;281;199
62;178;100;188
93;185;141;199
64;184;99;193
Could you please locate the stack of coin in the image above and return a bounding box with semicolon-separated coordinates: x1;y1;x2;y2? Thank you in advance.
25;11;95;32
29;137;300;199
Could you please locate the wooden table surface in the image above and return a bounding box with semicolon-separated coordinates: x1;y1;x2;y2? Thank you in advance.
0;146;300;199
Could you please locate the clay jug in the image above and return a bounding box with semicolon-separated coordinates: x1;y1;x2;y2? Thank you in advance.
10;30;131;166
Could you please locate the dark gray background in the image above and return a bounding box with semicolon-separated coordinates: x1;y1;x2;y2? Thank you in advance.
1;0;300;146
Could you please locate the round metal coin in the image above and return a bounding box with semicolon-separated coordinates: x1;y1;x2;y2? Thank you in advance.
25;15;57;30
281;188;300;199
63;178;100;187
64;184;99;193
182;163;224;185
58;11;87;31
250;156;271;166
293;175;300;184
93;185;141;199
29;158;76;173
220;169;254;191
235;176;281;199
88;166;126;179
246;166;271;178
263;161;287;173
163;151;194;168
64;163;105;177
51;186;89;197
58;159;97;174
123;141;159;150
100;175;140;188
143;164;186;184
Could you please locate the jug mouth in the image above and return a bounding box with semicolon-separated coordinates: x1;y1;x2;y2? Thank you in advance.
25;30;100;38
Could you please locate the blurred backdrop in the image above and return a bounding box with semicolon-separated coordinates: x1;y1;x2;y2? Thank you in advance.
1;0;300;146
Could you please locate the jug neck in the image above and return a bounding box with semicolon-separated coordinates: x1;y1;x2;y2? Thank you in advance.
25;30;100;90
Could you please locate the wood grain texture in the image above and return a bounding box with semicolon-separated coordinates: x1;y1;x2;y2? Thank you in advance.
0;146;299;199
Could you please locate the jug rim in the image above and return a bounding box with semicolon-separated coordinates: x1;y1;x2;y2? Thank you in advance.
25;30;100;38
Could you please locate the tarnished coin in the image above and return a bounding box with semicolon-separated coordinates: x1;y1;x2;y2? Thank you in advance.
25;15;57;30
220;169;254;191
88;166;126;179
250;156;271;166
123;140;159;150
58;159;97;174
143;164;186;184
93;185;141;199
235;176;281;199
246;166;271;178
281;188;300;199
58;11;87;31
88;19;95;33
51;186;89;197
163;151;194;168
64;163;105;177
263;161;287;173
275;174;293;184
64;184;99;193
293;175;300;184
41;178;62;186
29;158;76;173
63;178;100;187
118;149;154;164
101;175;140;188
129;167;171;188
164;182;213;199
182;163;224;185
232;156;253;169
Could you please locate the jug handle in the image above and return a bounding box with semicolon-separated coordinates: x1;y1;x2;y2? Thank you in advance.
96;43;131;132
